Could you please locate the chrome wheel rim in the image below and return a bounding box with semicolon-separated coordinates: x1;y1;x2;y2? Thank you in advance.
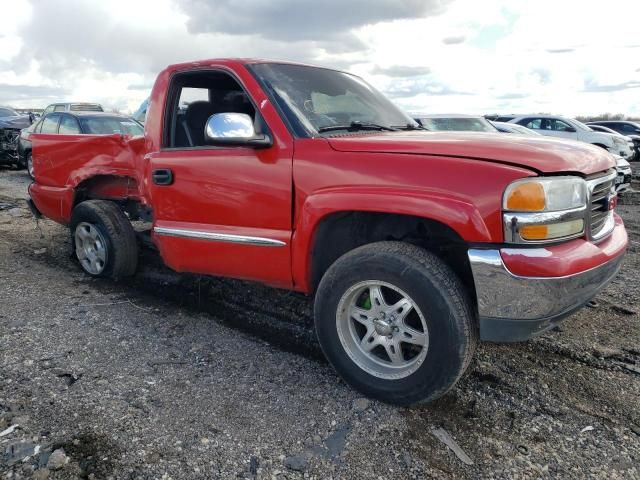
336;281;429;380
74;222;108;275
27;155;34;178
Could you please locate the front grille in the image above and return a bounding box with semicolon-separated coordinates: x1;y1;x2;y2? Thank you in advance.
587;174;615;240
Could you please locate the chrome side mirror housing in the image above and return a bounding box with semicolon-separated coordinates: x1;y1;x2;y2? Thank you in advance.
204;112;271;148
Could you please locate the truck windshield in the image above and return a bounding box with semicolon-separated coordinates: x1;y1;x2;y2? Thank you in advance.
249;63;418;135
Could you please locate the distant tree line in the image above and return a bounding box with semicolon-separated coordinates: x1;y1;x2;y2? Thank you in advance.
575;113;640;122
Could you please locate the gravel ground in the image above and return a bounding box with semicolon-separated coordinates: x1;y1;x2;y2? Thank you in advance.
1;165;639;479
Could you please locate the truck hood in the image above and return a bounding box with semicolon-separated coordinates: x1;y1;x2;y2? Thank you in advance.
326;132;614;176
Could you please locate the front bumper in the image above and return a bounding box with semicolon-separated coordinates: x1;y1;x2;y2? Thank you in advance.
469;215;627;342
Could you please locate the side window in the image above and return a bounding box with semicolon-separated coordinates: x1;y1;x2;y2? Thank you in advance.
524;118;542;129
40;114;61;134
53;105;66;112
621;123;635;133
165;71;257;149
551;119;573;132
59;115;81;134
179;87;209;108
31;118;44;133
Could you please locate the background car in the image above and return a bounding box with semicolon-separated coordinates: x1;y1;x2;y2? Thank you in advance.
587;121;640;161
484;114;518;122
133;98;149;124
20;111;143;178
0;106;34;169
414;114;498;132
40;102;104;116
588;124;637;161
613;155;632;193
491;121;540;136
508;115;633;159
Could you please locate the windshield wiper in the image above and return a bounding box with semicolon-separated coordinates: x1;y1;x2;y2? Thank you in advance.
317;121;399;133
390;123;427;131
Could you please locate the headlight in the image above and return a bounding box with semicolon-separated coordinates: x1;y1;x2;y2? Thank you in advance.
504;177;586;212
503;177;587;243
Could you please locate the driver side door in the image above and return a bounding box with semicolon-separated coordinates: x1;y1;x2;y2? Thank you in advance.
146;69;295;288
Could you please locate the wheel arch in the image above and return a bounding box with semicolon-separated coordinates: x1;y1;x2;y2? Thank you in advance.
292;189;489;296
68;174;148;221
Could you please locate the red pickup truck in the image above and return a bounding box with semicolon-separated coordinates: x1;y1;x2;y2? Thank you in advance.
28;59;628;405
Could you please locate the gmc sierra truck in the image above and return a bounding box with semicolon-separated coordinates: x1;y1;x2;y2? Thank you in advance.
28;59;628;405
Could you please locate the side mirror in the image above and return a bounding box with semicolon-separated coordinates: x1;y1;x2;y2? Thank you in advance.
204;112;272;148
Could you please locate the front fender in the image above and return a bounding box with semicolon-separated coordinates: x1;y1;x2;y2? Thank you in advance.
290;186;494;292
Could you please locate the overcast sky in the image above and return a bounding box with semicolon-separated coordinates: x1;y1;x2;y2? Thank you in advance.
1;0;639;116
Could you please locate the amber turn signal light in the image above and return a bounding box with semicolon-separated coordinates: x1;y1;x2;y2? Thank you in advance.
505;182;545;211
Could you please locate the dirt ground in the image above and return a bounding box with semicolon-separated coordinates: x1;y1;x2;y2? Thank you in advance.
1;166;639;480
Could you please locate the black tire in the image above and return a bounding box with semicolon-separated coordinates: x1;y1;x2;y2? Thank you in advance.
314;241;477;406
70;200;138;280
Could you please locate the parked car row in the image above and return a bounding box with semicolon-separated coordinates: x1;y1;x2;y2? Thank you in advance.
18;111;144;178
413;113;635;193
486;114;640;161
0;102;145;179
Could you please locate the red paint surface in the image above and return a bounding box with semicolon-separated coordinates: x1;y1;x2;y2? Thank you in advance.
501;214;628;277
28;58;625;292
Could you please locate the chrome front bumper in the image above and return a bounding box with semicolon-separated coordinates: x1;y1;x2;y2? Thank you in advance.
468;248;624;342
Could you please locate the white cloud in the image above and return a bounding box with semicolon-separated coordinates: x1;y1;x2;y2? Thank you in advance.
0;0;639;117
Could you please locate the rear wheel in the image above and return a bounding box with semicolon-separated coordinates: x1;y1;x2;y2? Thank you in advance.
314;241;477;405
70;200;138;280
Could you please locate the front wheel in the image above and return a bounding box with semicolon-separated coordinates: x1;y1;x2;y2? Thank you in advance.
70;200;138;280
314;242;477;406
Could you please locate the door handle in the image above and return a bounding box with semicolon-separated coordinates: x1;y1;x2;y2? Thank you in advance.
152;169;173;186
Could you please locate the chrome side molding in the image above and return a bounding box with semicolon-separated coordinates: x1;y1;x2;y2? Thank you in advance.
154;226;286;247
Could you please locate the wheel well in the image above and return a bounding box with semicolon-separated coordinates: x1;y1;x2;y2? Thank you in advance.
310;212;475;299
73;175;151;221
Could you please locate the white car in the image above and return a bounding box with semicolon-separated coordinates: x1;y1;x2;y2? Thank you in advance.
490;121;541;136
508;115;633;159
613;155;632;194
414;114;498;132
588;124;635;158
